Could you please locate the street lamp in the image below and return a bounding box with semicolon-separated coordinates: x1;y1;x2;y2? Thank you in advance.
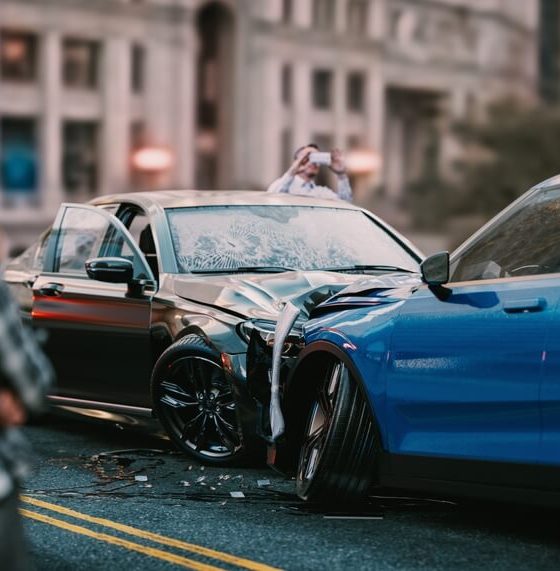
131;146;174;172
345;149;382;176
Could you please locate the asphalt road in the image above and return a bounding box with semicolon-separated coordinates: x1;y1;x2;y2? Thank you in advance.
18;414;560;570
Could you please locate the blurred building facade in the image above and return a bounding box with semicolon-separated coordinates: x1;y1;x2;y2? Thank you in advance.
0;0;539;247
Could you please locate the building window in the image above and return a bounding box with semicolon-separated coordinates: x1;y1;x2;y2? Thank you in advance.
62;122;99;196
131;44;145;93
347;72;365;112
347;134;363;149
281;64;292;105
281;0;293;24
0;117;38;196
0;30;37;81
347;0;369;36
63;38;99;89
281;128;293;171
313;0;335;30
312;69;332;109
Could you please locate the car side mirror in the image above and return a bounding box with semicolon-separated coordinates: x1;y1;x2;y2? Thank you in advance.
421;251;449;286
86;257;134;284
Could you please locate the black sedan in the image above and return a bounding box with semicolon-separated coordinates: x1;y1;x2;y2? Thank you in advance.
5;190;422;464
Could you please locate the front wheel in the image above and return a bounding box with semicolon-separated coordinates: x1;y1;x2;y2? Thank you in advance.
152;335;244;464
296;356;377;502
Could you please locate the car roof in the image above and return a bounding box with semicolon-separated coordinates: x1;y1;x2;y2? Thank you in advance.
532;174;560;191
90;190;365;211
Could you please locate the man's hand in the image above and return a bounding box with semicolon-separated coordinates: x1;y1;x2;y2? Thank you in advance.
0;390;26;426
288;146;315;176
330;148;347;175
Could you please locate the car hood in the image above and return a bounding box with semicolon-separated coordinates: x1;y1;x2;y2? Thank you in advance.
172;270;370;320
318;271;422;306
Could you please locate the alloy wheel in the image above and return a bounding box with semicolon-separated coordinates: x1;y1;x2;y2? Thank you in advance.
297;360;344;486
158;355;241;460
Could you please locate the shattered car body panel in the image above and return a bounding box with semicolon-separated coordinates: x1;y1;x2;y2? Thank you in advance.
248;271;421;449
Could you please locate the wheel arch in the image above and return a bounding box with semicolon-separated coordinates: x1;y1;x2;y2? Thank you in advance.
281;340;385;473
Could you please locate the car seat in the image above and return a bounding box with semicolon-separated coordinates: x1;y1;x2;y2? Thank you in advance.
139;224;159;281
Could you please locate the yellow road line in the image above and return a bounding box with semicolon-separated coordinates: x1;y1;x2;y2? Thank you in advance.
21;509;223;571
21;496;281;571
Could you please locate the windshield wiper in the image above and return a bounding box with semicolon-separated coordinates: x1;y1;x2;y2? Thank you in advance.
191;266;296;274
322;265;417;274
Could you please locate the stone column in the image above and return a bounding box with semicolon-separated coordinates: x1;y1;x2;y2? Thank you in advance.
370;0;386;40
145;30;174;188
102;37;130;195
335;0;348;35
259;55;282;185
294;0;312;29
173;24;196;188
42;30;63;213
293;60;311;149
334;66;346;148
365;68;385;188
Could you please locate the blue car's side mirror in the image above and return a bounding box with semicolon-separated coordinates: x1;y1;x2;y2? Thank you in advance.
421;251;449;286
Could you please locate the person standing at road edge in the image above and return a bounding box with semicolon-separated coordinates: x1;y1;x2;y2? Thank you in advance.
0;232;54;570
267;144;353;202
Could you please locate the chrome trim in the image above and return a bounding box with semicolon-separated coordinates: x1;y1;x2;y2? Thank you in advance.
48;396;152;417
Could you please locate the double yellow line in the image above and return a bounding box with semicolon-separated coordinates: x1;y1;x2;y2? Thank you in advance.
21;495;281;570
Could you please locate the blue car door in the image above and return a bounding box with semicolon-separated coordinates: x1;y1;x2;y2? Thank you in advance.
386;183;560;478
388;277;554;465
539;296;560;468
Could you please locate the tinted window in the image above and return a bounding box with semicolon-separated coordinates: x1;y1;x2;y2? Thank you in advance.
54;206;154;280
8;229;51;272
450;187;560;282
56;208;107;274
166;205;419;274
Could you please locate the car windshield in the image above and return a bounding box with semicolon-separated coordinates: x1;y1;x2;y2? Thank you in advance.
166;205;419;274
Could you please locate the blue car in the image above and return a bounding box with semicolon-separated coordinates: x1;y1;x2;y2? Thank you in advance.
263;174;560;504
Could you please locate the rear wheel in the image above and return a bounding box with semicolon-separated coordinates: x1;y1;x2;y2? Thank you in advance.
296;356;377;502
152;335;243;464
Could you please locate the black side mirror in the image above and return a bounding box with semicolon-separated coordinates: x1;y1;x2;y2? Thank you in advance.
421;251;449;286
85;257;134;284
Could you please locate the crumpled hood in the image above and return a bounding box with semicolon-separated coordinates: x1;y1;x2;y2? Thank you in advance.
172;270;367;320
311;272;422;313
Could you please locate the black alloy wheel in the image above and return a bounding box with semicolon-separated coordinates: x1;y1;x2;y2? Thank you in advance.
152;335;243;464
296;356;377;502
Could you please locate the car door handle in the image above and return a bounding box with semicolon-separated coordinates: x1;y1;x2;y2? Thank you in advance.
503;298;546;313
38;283;64;297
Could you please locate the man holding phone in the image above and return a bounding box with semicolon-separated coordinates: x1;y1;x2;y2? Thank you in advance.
266;144;353;202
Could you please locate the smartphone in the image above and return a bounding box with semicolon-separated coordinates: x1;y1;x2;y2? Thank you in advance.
309;152;331;166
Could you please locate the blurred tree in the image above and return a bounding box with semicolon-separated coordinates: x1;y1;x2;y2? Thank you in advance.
452;99;560;219
407;126;450;231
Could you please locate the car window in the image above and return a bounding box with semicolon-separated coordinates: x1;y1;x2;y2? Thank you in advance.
56;208;108;275
54;205;154;281
450;187;560;282
9;228;52;272
123;212;149;251
166;205;419;273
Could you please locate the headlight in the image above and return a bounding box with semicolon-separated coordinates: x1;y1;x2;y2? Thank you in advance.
237;320;303;355
236;320;276;345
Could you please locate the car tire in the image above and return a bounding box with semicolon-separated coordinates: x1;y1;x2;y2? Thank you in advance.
296;356;377;502
152;334;244;465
